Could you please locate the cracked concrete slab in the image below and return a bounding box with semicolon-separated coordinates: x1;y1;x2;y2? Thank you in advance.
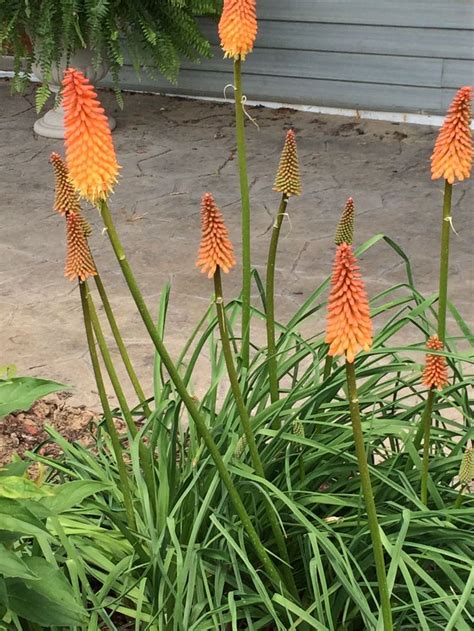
0;81;472;408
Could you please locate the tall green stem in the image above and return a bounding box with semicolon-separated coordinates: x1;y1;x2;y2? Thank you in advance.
413;389;435;451
415;182;451;467
437;181;453;342
266;195;288;412
98;200;286;593
94;273;151;417
79;282;135;529
234;58;251;369
421;388;435;505
84;282;138;440
345;361;393;630
214;268;298;599
84;281;155;497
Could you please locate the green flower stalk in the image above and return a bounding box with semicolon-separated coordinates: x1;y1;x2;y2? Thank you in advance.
420;335;449;504
325;203;392;629
436;181;453;341
79;282;136;530
233;59;252;370
420;390;435;505
83;281;157;501
266;130;301;414
83;281;139;440
430;86;473;340
197;192;299;599
345;362;392;630
416;86;472;476
323;198;355;381
218;0;258;369
93;274;151;417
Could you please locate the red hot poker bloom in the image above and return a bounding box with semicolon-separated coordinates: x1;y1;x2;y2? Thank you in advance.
49;152;81;215
196;193;235;278
218;0;257;60
325;243;373;363
431;86;473;184
64;211;97;282
62;68;119;204
422;335;448;390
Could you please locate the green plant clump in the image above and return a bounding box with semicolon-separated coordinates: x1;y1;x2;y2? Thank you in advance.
0;0;219;109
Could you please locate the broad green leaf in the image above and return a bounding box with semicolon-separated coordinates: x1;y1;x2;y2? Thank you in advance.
0;545;39;580
0;476;52;500
5;558;86;626
0;459;29;478
0;499;49;538
43;480;112;513
0;377;69;418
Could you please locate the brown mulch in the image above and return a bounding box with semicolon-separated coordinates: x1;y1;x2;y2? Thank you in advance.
0;393;100;467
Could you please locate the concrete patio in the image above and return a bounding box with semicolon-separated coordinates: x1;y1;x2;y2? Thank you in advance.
1;81;472;408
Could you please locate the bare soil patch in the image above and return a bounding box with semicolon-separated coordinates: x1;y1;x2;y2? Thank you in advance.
0;393;99;466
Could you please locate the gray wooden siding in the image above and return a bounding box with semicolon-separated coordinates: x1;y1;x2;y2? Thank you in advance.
113;0;474;115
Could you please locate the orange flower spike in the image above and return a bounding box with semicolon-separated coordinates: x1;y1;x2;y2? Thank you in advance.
49;152;81;215
62;68;120;204
196;193;236;278
218;0;257;60
325;243;373;363
422;335;449;390
431;86;473;184
64;211;97;282
273;129;302;197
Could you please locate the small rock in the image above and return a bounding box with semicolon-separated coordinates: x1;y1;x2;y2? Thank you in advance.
23;419;40;436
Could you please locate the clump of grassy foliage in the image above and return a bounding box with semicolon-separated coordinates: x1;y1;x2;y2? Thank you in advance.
1;3;473;629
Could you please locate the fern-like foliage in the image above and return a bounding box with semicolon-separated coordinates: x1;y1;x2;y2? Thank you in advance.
0;0;221;109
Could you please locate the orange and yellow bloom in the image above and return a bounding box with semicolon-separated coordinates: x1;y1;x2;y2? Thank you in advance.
273;129;302;197
325;242;373;363
62;68;119;204
196;193;235;278
431;86;473;184
218;0;257;60
422;335;448;390
64;211;97;282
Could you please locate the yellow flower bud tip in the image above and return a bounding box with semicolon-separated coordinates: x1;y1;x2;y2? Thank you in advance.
459;447;474;484
335;197;355;246
292;420;305;437
273;129;302;197
234;434;248;458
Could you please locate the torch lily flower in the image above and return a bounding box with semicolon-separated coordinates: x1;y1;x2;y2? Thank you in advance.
62;68;120;204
